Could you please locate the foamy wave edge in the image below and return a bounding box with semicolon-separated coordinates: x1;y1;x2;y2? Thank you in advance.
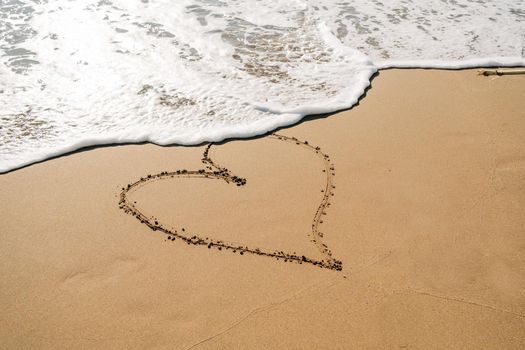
377;57;525;69
3;55;525;174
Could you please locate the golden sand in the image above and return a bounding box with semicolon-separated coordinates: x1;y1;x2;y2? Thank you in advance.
1;69;524;349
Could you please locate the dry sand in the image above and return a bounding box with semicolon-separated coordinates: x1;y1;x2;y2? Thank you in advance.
1;69;524;349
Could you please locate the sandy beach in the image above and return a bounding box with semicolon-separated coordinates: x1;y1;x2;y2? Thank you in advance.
1;69;524;349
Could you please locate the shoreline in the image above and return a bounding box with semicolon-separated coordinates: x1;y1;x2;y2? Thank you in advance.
1;68;524;349
4;66;525;175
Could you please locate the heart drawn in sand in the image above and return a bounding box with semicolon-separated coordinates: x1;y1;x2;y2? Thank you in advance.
118;134;342;271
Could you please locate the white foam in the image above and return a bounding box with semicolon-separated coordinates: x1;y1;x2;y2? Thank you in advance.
0;0;523;172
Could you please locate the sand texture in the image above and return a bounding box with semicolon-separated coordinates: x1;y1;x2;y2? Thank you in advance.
1;69;524;349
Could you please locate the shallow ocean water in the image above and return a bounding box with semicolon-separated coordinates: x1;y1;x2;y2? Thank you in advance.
1;0;524;172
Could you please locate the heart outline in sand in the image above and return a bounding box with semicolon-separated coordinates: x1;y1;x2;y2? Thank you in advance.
119;134;342;271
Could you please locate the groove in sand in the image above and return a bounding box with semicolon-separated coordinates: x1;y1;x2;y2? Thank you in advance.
118;133;343;271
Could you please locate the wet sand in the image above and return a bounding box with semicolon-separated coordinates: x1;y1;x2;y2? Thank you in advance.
1;69;524;349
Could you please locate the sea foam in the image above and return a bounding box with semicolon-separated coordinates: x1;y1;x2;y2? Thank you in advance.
1;0;524;172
